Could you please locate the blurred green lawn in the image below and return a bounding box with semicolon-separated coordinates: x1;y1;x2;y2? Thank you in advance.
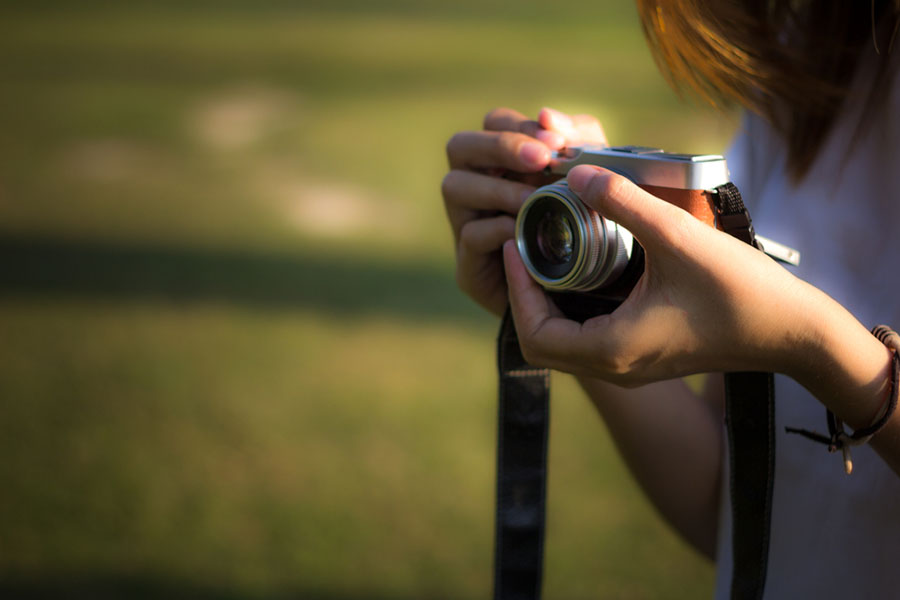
0;1;737;598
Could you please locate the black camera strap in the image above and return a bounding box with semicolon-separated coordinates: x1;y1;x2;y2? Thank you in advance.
494;311;550;600
493;182;775;600
714;182;776;600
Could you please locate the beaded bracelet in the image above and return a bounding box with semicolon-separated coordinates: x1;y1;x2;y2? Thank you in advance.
785;325;900;474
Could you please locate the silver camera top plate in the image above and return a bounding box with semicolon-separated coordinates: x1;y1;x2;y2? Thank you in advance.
549;145;731;191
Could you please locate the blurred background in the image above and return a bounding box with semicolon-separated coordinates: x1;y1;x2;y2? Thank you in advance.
0;1;739;598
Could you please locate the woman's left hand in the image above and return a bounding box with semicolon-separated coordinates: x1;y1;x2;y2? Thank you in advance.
504;163;819;386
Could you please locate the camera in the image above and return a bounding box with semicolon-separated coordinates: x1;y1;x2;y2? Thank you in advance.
515;145;730;321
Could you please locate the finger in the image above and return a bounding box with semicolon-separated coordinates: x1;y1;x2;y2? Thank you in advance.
483;107;531;132
538;107;607;146
442;169;533;215
484;107;566;149
533;128;566;149
459;215;516;256
446;130;551;172
455;217;516;316
571;113;608;146
442;170;533;240
502;240;589;367
567;165;695;250
538;107;577;140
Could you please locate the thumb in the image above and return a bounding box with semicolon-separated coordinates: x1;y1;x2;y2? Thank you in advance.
566;165;695;250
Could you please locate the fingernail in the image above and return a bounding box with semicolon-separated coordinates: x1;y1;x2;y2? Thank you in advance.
567;165;597;193
535;129;565;148
519;141;549;167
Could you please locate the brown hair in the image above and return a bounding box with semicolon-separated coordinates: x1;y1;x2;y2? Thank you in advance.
636;0;900;180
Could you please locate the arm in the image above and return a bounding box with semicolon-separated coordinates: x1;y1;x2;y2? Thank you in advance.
504;165;900;476
577;374;725;559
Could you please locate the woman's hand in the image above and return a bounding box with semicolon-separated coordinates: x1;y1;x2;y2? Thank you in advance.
442;107;606;316
503;164;821;385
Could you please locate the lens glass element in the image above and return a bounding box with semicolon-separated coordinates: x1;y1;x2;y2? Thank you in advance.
520;196;580;280
536;210;573;265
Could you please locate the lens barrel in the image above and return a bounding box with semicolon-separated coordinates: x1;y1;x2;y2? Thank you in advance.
515;180;634;292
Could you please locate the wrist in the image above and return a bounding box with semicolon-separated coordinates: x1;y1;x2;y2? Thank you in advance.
785;287;893;429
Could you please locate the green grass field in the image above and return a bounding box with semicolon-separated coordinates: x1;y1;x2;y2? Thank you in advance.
0;2;737;597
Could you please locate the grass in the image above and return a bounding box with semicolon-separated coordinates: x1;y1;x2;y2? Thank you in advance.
0;1;735;597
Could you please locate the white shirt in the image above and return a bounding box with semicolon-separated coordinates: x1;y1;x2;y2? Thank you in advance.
714;60;900;598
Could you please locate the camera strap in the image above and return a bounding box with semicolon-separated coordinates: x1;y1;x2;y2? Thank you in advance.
494;310;550;600
714;182;775;600
493;182;774;600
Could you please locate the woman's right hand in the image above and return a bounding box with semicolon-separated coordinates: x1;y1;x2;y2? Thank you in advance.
441;107;607;316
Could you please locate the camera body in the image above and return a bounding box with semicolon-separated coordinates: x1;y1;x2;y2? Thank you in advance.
514;145;730;322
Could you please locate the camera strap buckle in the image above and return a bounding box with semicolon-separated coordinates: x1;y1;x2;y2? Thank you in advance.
714;182;762;249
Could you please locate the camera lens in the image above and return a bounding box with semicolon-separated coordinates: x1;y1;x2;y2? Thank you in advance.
520;196;580;281
536;210;574;265
515;180;635;292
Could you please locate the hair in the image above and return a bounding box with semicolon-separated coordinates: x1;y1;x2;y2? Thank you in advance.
635;0;900;180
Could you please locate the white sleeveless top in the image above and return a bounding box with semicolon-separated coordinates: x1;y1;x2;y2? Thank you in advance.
714;59;900;598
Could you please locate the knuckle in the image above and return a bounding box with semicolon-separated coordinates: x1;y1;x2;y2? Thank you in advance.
518;337;545;367
593;349;637;384
605;173;631;199
589;171;630;203
492;180;520;213
489;183;506;211
498;214;517;235
494;131;521;157
440;169;461;200
445;132;466;161
482;107;505;129
586;324;636;378
518;320;554;367
457;219;477;246
606;352;635;378
517;119;539;137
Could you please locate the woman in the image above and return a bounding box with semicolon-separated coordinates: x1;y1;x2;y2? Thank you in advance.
441;1;900;596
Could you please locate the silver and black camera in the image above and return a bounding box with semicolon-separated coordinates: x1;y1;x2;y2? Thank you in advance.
515;145;798;321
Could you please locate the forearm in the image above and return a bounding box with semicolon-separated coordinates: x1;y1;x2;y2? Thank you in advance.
577;374;724;559
785;282;900;474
